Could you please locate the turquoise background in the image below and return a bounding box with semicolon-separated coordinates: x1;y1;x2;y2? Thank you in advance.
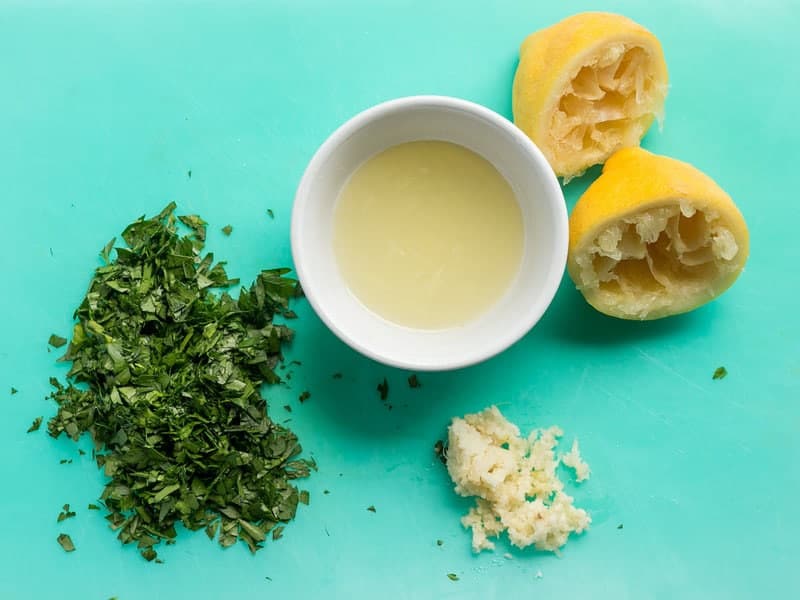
1;1;798;598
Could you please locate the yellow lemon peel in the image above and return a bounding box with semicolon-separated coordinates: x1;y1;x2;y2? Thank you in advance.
567;147;749;320
512;12;668;180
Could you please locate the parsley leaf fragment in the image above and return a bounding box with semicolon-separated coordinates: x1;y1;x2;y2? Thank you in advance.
377;378;389;401
48;334;68;348
57;533;75;552
57;504;76;522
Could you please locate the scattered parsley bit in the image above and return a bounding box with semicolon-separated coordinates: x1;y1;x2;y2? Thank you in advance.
283;404;292;412
221;224;233;236
332;373;342;380
177;213;207;242
408;374;421;388
11;387;18;395
299;391;311;403
46;203;314;561
141;548;157;562
267;209;275;219
27;417;43;433
377;378;389;401
187;169;192;179
367;505;376;513
57;533;75;553
447;573;459;582
299;491;310;505
88;503;101;511
436;539;444;546
284;310;298;319
272;526;284;541
617;523;624;530
48;334;68;348
712;366;728;380
323;490;330;495
59;459;73;465
57;504;77;522
78;449;86;456
434;440;447;465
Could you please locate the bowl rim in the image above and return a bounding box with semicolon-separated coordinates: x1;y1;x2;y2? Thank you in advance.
291;94;567;371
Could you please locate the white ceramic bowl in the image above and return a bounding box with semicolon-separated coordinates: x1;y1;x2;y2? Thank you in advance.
291;95;567;371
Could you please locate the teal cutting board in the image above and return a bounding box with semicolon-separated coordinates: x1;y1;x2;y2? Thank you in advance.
1;1;798;598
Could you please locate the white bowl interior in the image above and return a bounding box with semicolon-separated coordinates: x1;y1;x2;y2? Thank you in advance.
293;97;566;370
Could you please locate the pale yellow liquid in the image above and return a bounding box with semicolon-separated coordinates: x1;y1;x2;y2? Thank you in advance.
333;141;524;330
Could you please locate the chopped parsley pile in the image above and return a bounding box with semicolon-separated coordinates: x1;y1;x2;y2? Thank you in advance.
47;203;313;561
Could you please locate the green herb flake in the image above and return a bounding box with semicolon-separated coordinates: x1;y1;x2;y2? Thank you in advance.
447;573;459;582
436;539;444;546
48;334;68;348
11;387;18;395
617;523;624;530
377;378;389;401
187;169;192;179
283;404;292;412
59;459;73;465
100;238;116;264
57;533;75;552
88;503;101;511
45;203;312;561
323;489;330;495
299;491;310;505
221;225;233;236
141;548;157;562
408;374;421;388
712;366;728;380
27;417;43;433
367;505;376;513
272;526;284;541
57;504;76;522
332;373;342;380
177;213;207;241
434;440;447;465
267;209;274;219
299;391;311;403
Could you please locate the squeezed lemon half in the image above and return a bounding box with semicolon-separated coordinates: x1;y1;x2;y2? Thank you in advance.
567;147;749;320
512;12;668;180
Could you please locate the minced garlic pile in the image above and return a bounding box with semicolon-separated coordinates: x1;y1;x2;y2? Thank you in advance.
446;406;590;553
